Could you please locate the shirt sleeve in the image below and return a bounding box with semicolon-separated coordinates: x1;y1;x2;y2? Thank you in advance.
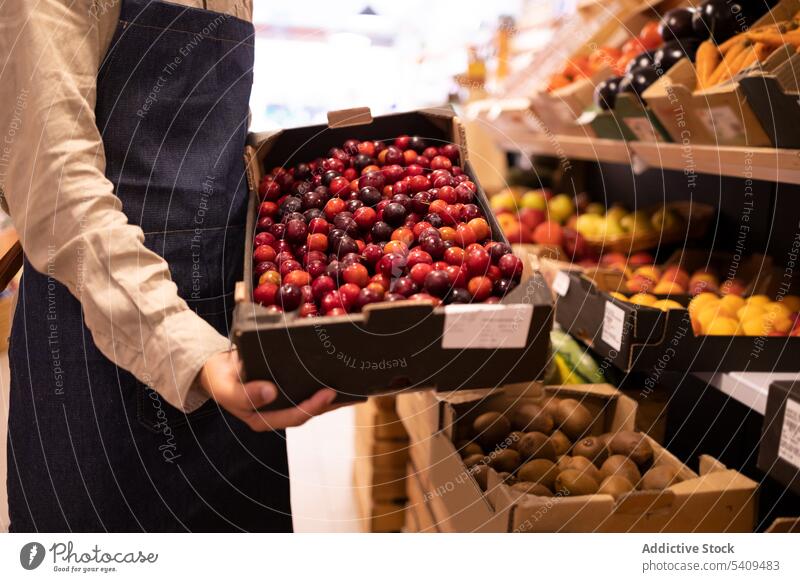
0;0;231;412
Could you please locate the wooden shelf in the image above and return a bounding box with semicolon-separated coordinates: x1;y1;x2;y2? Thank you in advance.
491;129;800;185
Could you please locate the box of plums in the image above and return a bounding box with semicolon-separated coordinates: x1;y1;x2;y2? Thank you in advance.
554;249;800;373
398;382;757;532
233;107;553;409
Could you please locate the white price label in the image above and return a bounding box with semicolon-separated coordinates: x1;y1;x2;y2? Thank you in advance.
552;271;571;297
442;304;533;349
624;117;663;142
696;106;744;141
778;399;800;469
601;301;626;352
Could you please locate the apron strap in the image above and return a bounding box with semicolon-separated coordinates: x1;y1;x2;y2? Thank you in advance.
0;238;22;290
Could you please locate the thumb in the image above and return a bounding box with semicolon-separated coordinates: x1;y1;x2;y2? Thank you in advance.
240;380;279;410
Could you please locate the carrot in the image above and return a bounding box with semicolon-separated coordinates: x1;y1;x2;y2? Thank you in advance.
695;40;720;89
754;42;775;61
747;28;800;47
706;40;748;87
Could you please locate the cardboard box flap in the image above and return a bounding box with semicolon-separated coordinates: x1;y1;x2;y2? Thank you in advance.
327;107;373;128
698;454;728;475
759;50;800;94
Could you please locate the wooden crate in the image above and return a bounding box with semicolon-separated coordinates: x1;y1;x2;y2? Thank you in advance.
353;396;410;532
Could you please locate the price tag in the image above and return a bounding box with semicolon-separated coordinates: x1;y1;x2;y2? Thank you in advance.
442;304;533;349
552;271;571;297
778;399;800;469
601;301;625;352
695;106;744;142
624;117;663;142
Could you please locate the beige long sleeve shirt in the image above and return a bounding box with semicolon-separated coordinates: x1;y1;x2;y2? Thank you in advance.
0;0;253;412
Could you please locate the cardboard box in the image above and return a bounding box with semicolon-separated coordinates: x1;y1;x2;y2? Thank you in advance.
491;449;757;532
758;381;800;496
765;517;800;532
740;51;800;148
554;261;799;373
584;93;673;142
404;464;441;533
532;0;684;135
644;0;800;146
355;396;408;442
397;383;641;532
233;107;554;409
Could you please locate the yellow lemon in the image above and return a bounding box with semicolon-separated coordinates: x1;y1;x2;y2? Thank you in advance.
772;317;793;334
741;313;772;336
629;293;657;306
688;292;719;316
719;294;745;316
764;302;791;319
652;299;683;311
608;291;628;302
737;303;766;322
704;317;740;336
780;295;800;312
745;294;770;306
698;304;727;332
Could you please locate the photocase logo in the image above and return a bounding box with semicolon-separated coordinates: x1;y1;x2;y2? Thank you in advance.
20;542;46;570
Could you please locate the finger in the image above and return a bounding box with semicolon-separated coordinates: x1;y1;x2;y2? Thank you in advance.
239;380;279;410
247;388;337;431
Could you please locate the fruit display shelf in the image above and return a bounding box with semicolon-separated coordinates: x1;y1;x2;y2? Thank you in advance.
554;269;800;373
486;126;800;185
232;108;554;410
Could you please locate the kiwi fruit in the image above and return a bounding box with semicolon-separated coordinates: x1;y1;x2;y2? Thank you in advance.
511;482;552;497
554;469;599;496
557;455;601;483
458;441;484;459
470;464;490;490
511;404;554;434
541;396;561;418
472;412;511;449
490;449;521;473
517;431;557;462
554;399;593;440
641;465;682;491
598;475;635;497
549;430;572;456
600;455;642;486
608;431;654;468
517;459;558;490
572;436;609;467
507;431;526;451
462;453;486;469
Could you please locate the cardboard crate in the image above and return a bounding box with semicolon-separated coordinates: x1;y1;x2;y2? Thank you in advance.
233;106;553;410
644;0;800;146
532;0;685;135
397;383;640;532
355;494;405;533
554;261;799;373
355;396;408;442
490;452;757;532
583;93;673;143
404;464;441;533
740;51;800;149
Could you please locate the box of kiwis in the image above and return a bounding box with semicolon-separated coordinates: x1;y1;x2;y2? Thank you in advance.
472;390;756;532
399;382;757;532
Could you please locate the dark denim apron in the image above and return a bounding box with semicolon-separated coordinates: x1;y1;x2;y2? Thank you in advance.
7;0;292;532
